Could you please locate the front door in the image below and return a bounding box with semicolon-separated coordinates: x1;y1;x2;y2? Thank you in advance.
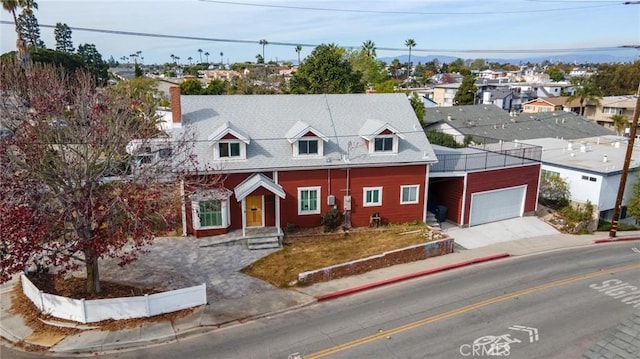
246;195;263;227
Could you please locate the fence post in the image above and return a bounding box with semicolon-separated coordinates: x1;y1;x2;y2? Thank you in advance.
202;283;208;305
80;298;87;324
144;294;150;317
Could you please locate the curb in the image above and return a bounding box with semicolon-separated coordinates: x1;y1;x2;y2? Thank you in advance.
594;236;640;244
316;253;511;302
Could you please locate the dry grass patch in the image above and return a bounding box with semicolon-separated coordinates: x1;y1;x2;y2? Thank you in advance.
242;224;440;288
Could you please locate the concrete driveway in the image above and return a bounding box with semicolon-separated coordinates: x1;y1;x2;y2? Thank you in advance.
444;216;559;249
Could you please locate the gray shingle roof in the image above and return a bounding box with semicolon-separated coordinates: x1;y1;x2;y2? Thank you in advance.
424;104;613;142
174;94;436;173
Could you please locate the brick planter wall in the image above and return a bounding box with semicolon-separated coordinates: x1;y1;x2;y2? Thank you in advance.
298;237;455;284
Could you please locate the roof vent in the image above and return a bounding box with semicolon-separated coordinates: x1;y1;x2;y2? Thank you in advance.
603;154;608;163
580;142;587;153
447;114;452;121
614;141;620;148
567;142;573;151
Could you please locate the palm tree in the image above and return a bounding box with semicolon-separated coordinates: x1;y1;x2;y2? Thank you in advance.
362;40;376;58
204;51;210;63
259;39;268;62
610;114;628;136
2;0;33;66
404;38;416;77
295;45;302;65
170;54;175;65
198;48;203;63
567;76;601;116
187;56;193;65
220;51;223;65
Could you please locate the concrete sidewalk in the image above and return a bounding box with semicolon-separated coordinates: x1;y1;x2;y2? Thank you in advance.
1;228;640;355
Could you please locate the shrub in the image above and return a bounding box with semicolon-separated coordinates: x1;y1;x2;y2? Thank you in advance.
560;201;594;223
284;222;298;234
320;208;343;232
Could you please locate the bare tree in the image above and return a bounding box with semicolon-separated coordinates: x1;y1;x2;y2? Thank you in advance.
0;59;219;294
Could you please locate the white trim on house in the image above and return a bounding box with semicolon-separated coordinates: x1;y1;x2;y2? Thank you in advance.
400;185;420;204
363;186;383;207
298;186;321;215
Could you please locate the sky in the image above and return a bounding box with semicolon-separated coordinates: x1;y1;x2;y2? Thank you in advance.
1;0;639;65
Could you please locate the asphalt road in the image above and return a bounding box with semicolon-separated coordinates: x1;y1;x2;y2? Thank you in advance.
3;242;639;359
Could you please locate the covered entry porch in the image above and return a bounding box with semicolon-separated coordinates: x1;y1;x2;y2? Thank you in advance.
234;173;286;245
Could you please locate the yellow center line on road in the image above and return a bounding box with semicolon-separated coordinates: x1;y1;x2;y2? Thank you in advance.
306;262;640;359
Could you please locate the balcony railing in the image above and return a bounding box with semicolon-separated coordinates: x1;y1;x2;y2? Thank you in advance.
430;136;542;173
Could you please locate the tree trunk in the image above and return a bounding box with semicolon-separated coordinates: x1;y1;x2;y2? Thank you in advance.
84;248;101;294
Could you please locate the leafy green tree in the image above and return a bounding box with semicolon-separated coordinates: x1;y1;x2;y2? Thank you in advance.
610;114;628;136
627;176;640;223
134;61;143;78
539;171;570;209
362;40;376;58
54;22;74;52
204;78;226;95
453;75;477;105
77;43;109;84
28;47;84;73
179;78;204;95
404;38;416;74
390;58;402;79
470;58;485;71
567;76;601;116
448;58;466;73
289;43;364;94
17;8;44;48
426;130;460;148
255;53;264;64
592;61;640;96
374;80;396;93
545;66;565;81
409;93;425;126
348;49;388;87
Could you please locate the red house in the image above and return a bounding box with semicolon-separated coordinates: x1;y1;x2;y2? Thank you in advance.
168;87;438;240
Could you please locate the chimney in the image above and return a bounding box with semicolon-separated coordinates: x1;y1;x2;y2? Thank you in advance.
170;86;182;127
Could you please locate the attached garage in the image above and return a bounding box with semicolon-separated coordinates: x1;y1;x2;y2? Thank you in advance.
468;185;526;226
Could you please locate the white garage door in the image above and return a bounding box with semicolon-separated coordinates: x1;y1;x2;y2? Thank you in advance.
469;185;526;226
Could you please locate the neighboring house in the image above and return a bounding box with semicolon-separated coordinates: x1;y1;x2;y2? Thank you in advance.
200;70;242;82
168;87;438;238
428;143;542;227
582;95;637;130
522;97;565;113
521;136;637;221
432;83;461;107
423;104;614;143
481;89;515;111
510;82;575;99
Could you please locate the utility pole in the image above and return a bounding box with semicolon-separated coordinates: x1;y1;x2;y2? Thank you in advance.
610;83;640;237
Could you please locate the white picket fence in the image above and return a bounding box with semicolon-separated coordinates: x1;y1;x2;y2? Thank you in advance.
20;274;206;324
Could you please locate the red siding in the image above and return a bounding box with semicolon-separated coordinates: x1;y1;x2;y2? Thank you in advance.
278;165;428;229
463;164;540;225
429;178;464;224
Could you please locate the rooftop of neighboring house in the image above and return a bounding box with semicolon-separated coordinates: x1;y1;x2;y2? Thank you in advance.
171;92;438;173
598;95;638;109
486;88;514;100
520;135;637;175
522;96;582;107
423;104;614;141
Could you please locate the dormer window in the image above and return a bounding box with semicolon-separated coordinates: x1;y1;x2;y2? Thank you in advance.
298;138;319;155
208;121;250;161
286;121;328;158
359;119;404;155
374;137;393;152
219;141;241;158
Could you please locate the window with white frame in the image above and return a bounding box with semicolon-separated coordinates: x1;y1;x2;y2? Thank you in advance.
218;141;241;158
297;138;319;156
193;199;229;229
374;137;393;152
602;107;622;115
363;187;383;207
298;187;321;214
400;185;419;204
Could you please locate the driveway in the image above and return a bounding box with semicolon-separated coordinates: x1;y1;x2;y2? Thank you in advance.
444;216;559;249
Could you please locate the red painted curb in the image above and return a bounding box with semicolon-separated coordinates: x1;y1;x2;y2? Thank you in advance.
315;253;511;302
594;236;640;244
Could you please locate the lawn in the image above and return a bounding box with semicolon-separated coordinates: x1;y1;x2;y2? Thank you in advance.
241;224;443;288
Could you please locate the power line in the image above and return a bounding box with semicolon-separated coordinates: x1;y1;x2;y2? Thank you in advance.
198;0;619;15
1;21;633;56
